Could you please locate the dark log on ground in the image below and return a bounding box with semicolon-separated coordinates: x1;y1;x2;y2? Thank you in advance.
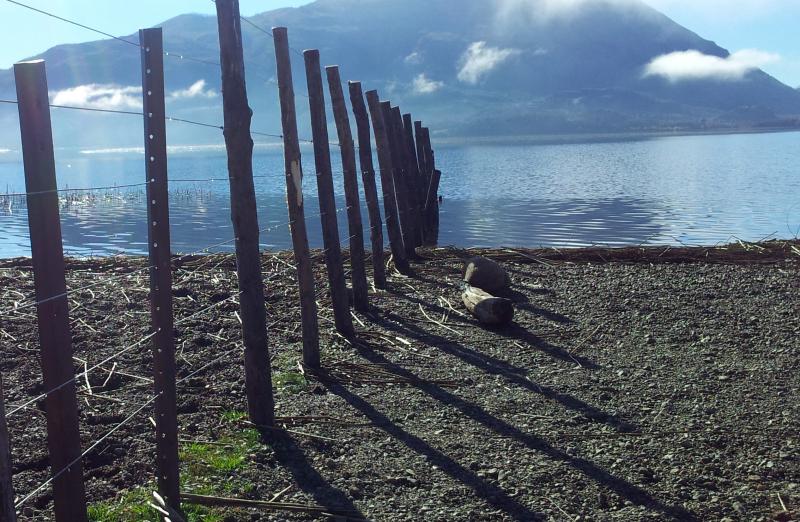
461;284;514;326
463;256;511;294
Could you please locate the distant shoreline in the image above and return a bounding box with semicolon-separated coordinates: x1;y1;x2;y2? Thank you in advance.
433;126;800;147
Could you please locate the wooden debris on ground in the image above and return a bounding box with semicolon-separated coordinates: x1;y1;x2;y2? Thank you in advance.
461;284;514;326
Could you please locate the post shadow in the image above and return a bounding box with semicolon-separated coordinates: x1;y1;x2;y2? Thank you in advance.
329;335;696;521
380;289;598;370
270;432;365;519
321;379;545;521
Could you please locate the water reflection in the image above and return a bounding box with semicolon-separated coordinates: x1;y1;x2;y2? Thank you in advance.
1;131;798;257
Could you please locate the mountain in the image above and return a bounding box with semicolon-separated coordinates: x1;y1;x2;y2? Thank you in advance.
1;0;799;150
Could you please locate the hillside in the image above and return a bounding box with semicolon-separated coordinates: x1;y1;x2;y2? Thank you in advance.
1;0;799;149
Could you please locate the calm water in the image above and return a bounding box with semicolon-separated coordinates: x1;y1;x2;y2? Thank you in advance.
0;132;798;258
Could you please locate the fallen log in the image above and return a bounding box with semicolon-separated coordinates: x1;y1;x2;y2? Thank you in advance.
462;284;514;326
463;256;511;294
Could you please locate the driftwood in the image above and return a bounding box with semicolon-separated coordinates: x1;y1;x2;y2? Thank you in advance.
463;256;511;294
462;284;514;326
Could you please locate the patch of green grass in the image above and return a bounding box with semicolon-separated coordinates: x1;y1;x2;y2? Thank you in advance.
87;487;223;522
180;441;247;474
220;409;247;423
274;370;307;394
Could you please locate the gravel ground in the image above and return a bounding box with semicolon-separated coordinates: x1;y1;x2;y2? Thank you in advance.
0;241;798;521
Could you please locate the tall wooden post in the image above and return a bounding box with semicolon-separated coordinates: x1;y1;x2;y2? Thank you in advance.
382;104;415;259
402;113;424;248
215;0;274;428
303;50;355;338
325;66;369;312
347;81;386;289
391;107;421;253
14;59;88;522
365;91;410;275
140;28;181;513
421;128;441;246
0;375;16;522
414;120;430;242
272;27;321;368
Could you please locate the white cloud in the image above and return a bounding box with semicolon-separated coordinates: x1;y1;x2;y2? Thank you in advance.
405;52;423;65
495;0;631;25
51;84;143;111
643;49;781;82
412;74;444;94
457;42;520;84
169;79;217;100
50;80;217;111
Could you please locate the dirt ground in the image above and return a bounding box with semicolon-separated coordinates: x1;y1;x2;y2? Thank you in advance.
0;240;798;521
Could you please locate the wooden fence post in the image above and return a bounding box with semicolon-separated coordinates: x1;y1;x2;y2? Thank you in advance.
365;91;410;275
380;102;414;259
390;107;421;253
402;113;424;248
325;66;369;312
303;49;355;338
14;59;88;522
140;28;181;512
347;82;386;289
0;374;16;522
414;120;430;241
421;128;441;246
215;0;275;428
272;27;321;368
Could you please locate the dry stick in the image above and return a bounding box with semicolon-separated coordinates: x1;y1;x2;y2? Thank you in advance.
348;82;386;289
402;113;424;248
272;26;321;368
0;374;16;522
215;0;275;427
365;91;410;275
140;27;181;512
14;59;88;522
181;493;362;518
381;103;415;260
303;49;355;338
326;66;369;313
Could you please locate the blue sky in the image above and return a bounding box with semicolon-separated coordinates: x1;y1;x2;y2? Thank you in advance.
0;0;798;86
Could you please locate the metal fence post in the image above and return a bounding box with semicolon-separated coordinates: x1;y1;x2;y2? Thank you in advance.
140;27;181;513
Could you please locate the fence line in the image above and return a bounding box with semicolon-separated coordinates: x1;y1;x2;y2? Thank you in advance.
1;2;442;518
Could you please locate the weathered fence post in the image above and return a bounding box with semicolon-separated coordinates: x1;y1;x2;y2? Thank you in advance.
402;113;424;248
414;120;430;242
303;49;355;338
381;102;414;259
421;128;441;246
390;106;421;254
347;82;386;289
14;59;88;522
272;27;321;368
140;28;181;513
365;91;410;275
215;0;275;428
0;374;16;522
325;66;369;312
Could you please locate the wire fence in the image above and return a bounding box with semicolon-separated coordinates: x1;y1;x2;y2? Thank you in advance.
0;1;439;518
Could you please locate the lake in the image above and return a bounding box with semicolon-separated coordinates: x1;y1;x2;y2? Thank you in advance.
1;131;798;258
